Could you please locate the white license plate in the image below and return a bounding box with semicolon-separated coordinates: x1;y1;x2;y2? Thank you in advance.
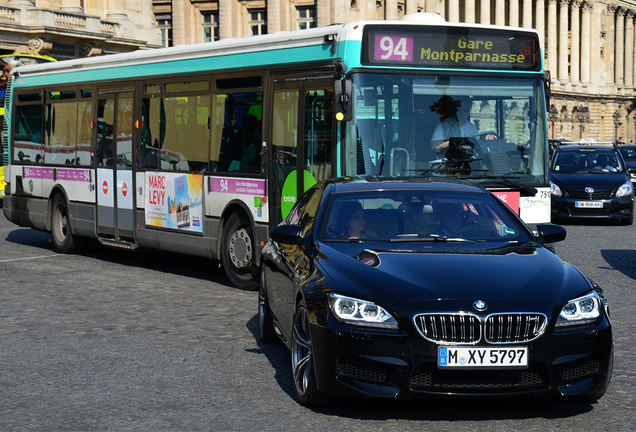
575;201;603;208
438;346;528;368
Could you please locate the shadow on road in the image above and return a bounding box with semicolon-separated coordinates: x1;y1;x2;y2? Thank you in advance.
601;249;636;281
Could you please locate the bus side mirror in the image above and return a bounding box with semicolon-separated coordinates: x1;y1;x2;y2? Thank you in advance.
334;79;352;122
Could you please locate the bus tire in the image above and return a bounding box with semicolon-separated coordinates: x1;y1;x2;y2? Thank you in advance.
221;212;259;291
51;194;86;254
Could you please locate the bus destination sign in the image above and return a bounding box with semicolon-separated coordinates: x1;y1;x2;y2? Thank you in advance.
363;25;540;71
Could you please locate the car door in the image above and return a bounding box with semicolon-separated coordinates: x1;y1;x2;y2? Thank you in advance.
266;186;323;338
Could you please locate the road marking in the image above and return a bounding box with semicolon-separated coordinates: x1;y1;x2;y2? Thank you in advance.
0;254;63;263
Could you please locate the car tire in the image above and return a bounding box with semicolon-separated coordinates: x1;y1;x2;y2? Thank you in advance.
291;302;337;407
258;268;277;344
221;212;259;291
50;194;86;254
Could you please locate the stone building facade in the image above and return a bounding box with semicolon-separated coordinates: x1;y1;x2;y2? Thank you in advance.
1;0;636;142
0;0;161;58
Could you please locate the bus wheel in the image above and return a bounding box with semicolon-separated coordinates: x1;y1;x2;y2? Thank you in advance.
221;212;259;290
51;194;86;254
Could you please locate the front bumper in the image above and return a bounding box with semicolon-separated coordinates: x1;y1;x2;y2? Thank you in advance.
551;196;633;220
310;309;613;400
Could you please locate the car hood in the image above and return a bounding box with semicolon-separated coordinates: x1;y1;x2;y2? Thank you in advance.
551;171;629;189
315;242;590;307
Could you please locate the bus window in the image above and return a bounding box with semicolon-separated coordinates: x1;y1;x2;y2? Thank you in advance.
45;102;78;164
305;87;333;182
13;104;43;163
211;92;262;174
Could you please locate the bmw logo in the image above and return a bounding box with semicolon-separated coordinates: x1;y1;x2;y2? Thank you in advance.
473;300;488;311
585;186;595;194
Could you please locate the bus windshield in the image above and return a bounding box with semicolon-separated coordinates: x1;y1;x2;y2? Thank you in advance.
345;73;549;187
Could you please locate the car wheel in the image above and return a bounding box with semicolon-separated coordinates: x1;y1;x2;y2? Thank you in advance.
221;212;259;291
258;268;277;344
291;303;336;407
51;194;86;254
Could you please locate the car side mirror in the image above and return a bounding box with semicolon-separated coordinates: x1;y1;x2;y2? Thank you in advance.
270;224;303;244
536;223;567;244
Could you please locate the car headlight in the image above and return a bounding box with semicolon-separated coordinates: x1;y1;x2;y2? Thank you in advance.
550;180;562;197
615;180;633;198
328;293;398;330
555;291;602;328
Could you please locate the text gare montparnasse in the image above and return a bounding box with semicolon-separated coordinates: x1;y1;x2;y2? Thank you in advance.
420;37;528;65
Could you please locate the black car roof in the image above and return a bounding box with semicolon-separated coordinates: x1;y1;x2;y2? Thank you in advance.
324;176;489;194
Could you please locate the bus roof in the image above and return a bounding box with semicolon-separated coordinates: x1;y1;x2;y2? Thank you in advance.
10;14;543;83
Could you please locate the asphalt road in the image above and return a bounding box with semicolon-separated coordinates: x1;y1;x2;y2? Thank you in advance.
0;214;635;431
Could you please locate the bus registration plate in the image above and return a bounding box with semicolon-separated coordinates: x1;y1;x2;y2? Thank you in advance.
575;201;603;208
438;346;528;368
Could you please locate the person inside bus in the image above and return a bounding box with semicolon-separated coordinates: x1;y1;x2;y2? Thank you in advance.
429;96;478;156
426;200;506;237
336;201;373;239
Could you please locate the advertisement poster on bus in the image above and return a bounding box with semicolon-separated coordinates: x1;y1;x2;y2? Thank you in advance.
145;172;203;232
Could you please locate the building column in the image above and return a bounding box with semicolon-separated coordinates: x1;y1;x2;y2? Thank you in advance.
509;0;519;27
171;0;186;45
581;1;592;86
448;0;460;22
495;0;505;25
317;0;331;27
61;0;83;13
625;11;635;89
465;0;475;23
558;0;569;85
107;0;128;20
570;1;581;86
616;8;625;88
406;0;419;15
522;0;532;28
219;0;234;40
607;5;616;89
480;0;490;24
387;0;399;20
268;0;281;33
547;0;558;83
535;0;545;53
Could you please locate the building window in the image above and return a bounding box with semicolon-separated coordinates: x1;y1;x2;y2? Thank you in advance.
297;7;316;30
249;9;267;36
156;14;173;47
202;12;219;42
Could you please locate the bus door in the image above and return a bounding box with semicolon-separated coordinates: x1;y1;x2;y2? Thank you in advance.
270;79;333;226
95;89;135;241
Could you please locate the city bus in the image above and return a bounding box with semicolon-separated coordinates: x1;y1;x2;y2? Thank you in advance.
2;13;551;290
0;54;56;200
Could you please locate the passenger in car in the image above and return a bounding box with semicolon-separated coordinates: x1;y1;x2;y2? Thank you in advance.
594;154;617;172
336;201;374;239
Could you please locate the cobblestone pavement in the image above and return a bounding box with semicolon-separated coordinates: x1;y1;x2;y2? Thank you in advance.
0;216;635;431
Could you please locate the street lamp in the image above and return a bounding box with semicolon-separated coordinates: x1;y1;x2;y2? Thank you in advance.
613;110;622;142
576;105;589;140
548;105;558;139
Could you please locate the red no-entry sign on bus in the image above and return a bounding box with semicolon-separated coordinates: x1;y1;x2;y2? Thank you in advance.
102;180;108;195
122;182;128;197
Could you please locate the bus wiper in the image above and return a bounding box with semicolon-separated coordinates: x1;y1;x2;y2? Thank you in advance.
459;174;538;196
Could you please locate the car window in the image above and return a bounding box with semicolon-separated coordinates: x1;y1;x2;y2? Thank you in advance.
320;191;528;242
284;186;322;238
553;149;624;173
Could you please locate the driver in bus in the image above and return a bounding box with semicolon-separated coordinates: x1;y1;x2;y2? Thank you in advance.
429;95;478;156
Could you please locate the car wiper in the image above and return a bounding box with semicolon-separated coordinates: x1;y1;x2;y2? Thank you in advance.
459;174;538;196
390;235;476;243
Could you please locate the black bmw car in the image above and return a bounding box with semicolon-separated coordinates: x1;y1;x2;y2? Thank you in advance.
259;178;612;406
550;144;634;224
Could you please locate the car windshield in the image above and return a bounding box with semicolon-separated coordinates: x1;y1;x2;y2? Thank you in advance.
618;146;636;161
319;190;531;243
552;150;625;173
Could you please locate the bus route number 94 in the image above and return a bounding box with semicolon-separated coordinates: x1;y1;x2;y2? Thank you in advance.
374;34;413;62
